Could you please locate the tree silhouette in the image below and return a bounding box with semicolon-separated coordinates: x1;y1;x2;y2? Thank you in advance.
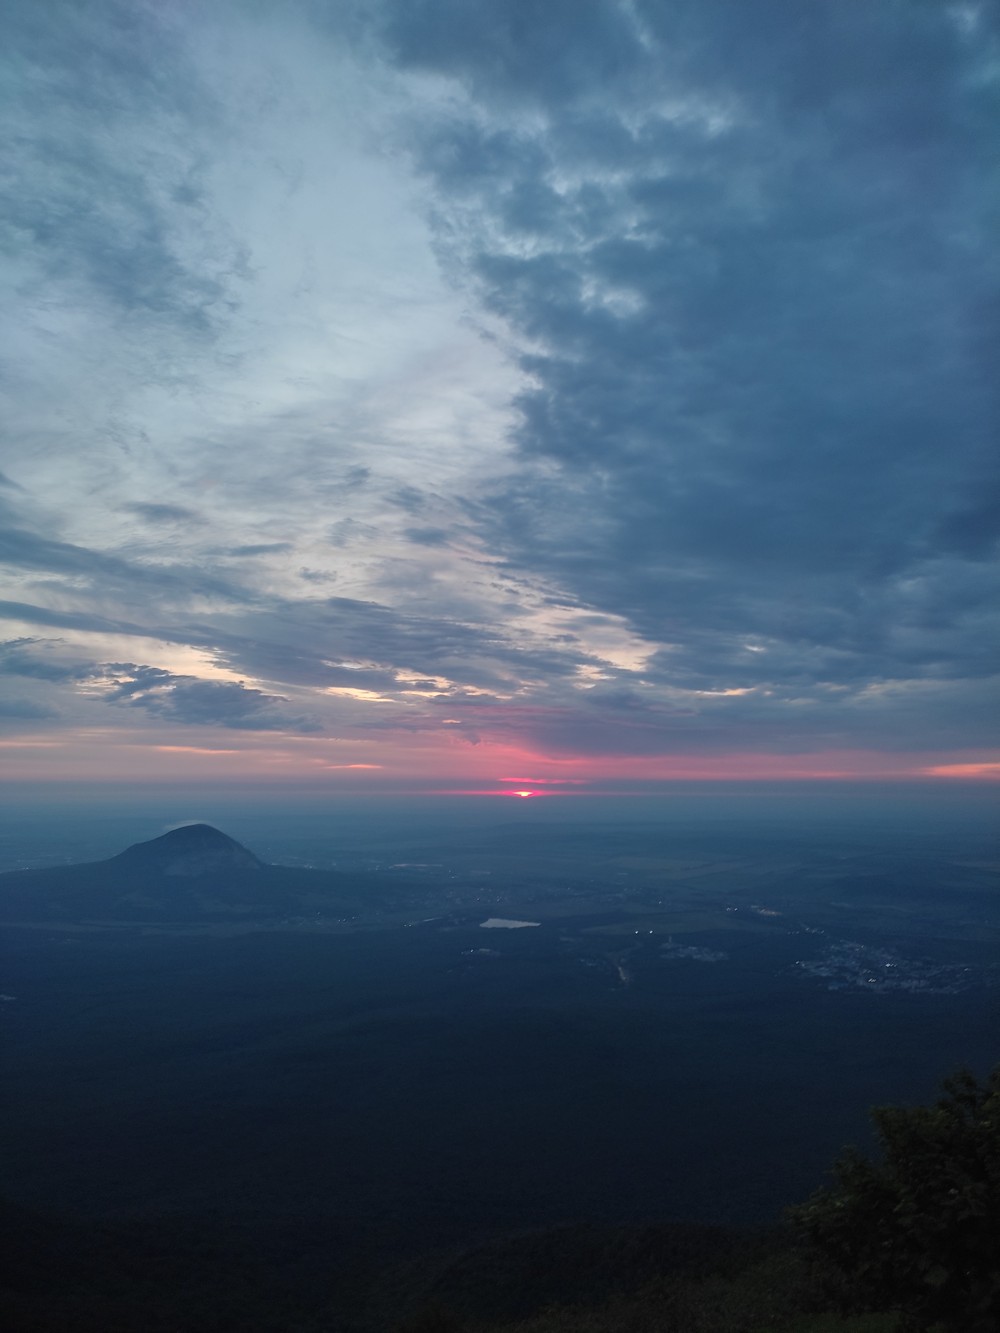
791;1067;1000;1330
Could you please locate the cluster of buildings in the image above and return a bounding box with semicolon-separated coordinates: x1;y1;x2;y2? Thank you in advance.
793;940;978;994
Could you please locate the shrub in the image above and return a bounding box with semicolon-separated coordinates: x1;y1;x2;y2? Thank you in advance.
790;1067;1000;1331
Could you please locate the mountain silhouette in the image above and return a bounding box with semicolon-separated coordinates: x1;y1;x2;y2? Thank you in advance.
110;824;264;878
0;825;372;926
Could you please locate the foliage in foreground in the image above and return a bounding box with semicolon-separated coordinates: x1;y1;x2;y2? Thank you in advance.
393;1243;902;1333
396;1069;1000;1333
790;1067;1000;1332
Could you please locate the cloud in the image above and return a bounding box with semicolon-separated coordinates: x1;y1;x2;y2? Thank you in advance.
3;0;246;338
0;637;319;734
373;0;1000;704
403;526;451;547
0;697;58;720
225;543;295;557
124;503;201;525
92;663;321;733
0;524;252;607
0;600;148;637
379;0;643;106
0;637;94;682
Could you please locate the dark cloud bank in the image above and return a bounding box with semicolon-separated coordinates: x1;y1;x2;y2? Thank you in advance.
368;0;1000;752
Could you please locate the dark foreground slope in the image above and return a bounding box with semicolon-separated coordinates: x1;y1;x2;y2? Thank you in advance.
0;1197;897;1333
0;823;371;924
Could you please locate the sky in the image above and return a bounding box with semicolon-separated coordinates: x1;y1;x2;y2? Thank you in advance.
1;0;998;797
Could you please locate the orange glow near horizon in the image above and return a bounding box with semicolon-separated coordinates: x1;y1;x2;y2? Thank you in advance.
430;788;552;798
920;762;1000;780
0;724;997;787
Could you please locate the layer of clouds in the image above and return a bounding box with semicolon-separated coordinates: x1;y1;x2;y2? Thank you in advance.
93;663;320;733
0;1;997;768
378;0;1000;675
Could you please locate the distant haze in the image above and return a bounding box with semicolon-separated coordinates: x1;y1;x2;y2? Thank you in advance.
0;782;994;876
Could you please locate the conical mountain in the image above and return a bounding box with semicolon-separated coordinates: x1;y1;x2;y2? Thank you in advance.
0;823;378;926
110;823;264;878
